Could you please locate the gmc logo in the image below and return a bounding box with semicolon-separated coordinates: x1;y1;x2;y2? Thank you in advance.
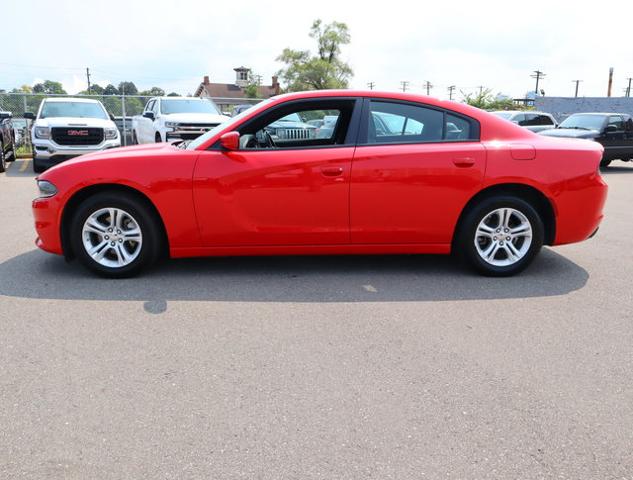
67;129;89;136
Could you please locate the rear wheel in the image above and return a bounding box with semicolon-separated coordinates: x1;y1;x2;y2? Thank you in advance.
455;196;544;276
69;192;163;278
155;132;162;143
0;144;5;173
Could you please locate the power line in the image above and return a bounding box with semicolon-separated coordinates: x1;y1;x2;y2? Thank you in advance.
367;82;375;90
400;81;409;92
447;85;456;101
423;80;433;96
572;79;582;98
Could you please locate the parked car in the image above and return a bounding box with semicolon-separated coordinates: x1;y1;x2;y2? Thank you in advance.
25;98;121;173
539;113;633;167
32;90;607;278
260;112;318;144
114;116;134;146
491;111;557;133
132;97;229;144
232;104;255;116
0;111;16;173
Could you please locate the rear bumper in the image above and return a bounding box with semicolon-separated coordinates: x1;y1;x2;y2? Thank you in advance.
553;172;608;245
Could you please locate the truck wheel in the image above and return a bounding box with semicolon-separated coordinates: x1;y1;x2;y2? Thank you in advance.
33;157;46;174
155;132;162;143
600;159;612;168
0;144;6;173
132;130;138;145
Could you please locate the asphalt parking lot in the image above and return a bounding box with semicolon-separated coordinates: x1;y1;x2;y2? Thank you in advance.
1;158;632;479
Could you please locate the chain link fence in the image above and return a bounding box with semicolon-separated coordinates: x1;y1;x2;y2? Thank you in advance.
0;93;263;154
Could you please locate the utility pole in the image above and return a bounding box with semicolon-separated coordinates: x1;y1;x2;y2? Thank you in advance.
86;67;91;95
572;79;582;98
530;70;545;98
423;81;433;96
367;82;375;90
608;67;614;97
447;85;456;101
477;85;485;96
625;77;632;98
400;81;409;92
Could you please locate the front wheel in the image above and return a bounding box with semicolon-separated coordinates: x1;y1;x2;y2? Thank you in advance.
69;192;163;278
0;144;5;173
455;196;544;276
600;159;612;168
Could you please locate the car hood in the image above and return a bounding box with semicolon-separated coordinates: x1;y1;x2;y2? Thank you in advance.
160;112;229;124
539;128;600;139
34;117;117;129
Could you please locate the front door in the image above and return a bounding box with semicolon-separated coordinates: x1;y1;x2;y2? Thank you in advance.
350;99;486;245
193;98;360;246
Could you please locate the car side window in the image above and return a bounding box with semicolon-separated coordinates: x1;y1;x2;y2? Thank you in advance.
237;100;356;150
145;100;155;113
513;113;526;125
368;101;444;143
445;114;472;140
608;116;624;130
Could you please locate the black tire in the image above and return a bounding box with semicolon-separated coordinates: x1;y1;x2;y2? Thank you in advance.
6;140;16;162
155;132;162;143
69;192;163;278
454;195;544;277
0;144;5;173
600;159;612;168
32;156;46;174
132;130;138;145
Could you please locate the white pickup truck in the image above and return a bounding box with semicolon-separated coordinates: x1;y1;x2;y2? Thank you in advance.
132;97;228;144
26;97;121;173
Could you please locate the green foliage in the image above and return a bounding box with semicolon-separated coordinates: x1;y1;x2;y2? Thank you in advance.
118;81;138;95
276;19;353;92
461;88;527;111
139;87;165;97
167;92;180;97
103;84;119;95
32;80;66;95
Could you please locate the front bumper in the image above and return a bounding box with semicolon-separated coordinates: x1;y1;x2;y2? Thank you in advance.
165;126;217;141
32;138;121;160
32;196;63;255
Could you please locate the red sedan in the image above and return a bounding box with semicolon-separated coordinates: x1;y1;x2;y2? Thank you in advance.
32;90;607;277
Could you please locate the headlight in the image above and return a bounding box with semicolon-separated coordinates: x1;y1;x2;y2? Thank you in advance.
34;126;50;139
105;128;118;140
165;121;179;129
37;180;58;198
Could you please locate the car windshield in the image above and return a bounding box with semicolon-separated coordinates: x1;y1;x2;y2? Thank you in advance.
186;98;275;150
559;115;606;130
491;112;514;120
40;101;108;120
160;99;220;115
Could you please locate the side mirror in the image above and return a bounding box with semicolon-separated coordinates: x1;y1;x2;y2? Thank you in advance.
109;112;115;121
143;111;155;121
605;125;618;133
23;112;35;120
220;131;240;150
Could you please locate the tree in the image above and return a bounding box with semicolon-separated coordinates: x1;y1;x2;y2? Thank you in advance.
167;92;180;97
461;88;520;111
32;80;66;95
276;19;353;92
103;84;119;96
139;87;165;97
118;81;138;95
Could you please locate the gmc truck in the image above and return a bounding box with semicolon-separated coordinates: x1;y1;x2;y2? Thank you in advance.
132;97;229;144
25;97;121;173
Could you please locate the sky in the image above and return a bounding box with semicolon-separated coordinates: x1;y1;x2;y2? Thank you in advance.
2;0;633;100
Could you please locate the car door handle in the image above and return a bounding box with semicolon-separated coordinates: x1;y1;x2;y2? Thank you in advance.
321;166;344;177
452;157;475;167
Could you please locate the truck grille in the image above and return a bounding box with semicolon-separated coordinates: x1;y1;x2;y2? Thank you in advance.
275;128;314;140
51;127;104;146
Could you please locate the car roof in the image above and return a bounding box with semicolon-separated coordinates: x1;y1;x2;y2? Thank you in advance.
569;112;627;116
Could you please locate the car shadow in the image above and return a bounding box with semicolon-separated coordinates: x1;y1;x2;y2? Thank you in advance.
0;248;588;312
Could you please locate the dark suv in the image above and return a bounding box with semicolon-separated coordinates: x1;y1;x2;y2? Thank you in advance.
539;113;633;167
0;111;16;173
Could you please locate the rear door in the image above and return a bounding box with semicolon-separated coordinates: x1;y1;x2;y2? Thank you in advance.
350;99;486;245
604;115;627;159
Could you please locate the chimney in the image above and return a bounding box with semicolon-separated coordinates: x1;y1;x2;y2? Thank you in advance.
272;75;280;95
203;75;210;85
